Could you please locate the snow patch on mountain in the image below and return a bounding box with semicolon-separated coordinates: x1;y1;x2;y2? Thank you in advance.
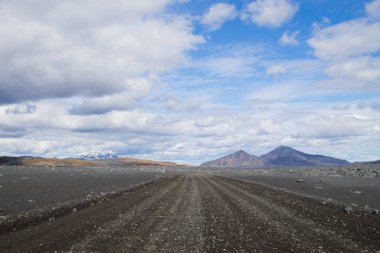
69;151;118;160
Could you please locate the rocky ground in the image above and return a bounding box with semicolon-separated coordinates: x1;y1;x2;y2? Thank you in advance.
1;174;379;252
245;163;380;178
0;166;168;216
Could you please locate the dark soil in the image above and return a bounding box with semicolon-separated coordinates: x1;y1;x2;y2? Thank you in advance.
1;174;379;252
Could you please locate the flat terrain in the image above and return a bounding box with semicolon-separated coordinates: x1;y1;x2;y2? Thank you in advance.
229;172;380;209
1;174;379;252
0;166;167;215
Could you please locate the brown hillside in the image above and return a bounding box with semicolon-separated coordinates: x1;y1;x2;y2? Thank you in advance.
22;157;95;167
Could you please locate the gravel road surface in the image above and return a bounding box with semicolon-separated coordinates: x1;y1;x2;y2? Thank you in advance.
1;174;379;252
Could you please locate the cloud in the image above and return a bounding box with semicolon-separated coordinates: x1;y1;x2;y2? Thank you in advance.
266;65;286;75
357;101;380;111
322;17;330;24
325;56;380;82
279;31;299;46
243;0;299;27
257;119;280;134
69;77;152;115
1;94;380;163
1;1;380;164
0;125;26;138
366;0;380;20
308;19;380;61
0;1;204;105
308;5;380;89
295;114;372;139
201;3;237;31
6;103;37;114
373;125;380;135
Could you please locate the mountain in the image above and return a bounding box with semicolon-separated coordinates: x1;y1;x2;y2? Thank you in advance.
93;157;178;167
200;146;350;167
69;151;118;160
0;156;178;167
260;146;350;166
0;156;94;167
354;160;380;165
200;150;265;167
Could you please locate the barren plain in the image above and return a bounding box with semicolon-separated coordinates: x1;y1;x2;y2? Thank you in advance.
0;167;379;252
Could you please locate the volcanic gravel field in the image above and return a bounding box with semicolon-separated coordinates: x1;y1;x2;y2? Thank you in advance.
0;166;168;215
229;172;380;209
1;173;379;252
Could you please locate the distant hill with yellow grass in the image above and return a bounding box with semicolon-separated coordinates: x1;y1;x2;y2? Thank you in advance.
0;156;178;167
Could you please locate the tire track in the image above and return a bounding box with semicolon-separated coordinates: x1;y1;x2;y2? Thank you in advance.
198;174;289;252
216;176;380;252
70;175;187;252
143;174;204;253
200;175;309;252
1;173;379;252
209;176;359;252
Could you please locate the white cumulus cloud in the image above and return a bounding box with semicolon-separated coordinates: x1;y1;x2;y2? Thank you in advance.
279;31;299;46
308;3;380;89
243;0;299;27
201;3;237;31
266;65;286;75
366;0;380;20
0;0;204;107
308;19;380;61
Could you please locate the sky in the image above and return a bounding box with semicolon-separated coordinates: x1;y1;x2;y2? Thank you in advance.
0;0;380;165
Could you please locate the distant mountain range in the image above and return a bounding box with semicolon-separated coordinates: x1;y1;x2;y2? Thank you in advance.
0;156;177;167
0;156;94;167
201;146;350;167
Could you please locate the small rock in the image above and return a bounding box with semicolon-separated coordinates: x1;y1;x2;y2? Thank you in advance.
314;186;323;190
344;206;353;214
373;209;379;215
296;179;305;183
28;199;36;203
353;191;362;194
351;203;358;207
72;208;77;212
319;179;325;183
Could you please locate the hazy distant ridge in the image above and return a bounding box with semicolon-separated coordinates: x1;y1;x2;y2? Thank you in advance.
0;156;177;167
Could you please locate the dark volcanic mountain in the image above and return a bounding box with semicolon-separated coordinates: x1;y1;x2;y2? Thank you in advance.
200;150;265;167
260;146;350;166
201;146;350;167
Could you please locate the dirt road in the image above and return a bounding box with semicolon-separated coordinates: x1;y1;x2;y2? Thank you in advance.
1;174;379;252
